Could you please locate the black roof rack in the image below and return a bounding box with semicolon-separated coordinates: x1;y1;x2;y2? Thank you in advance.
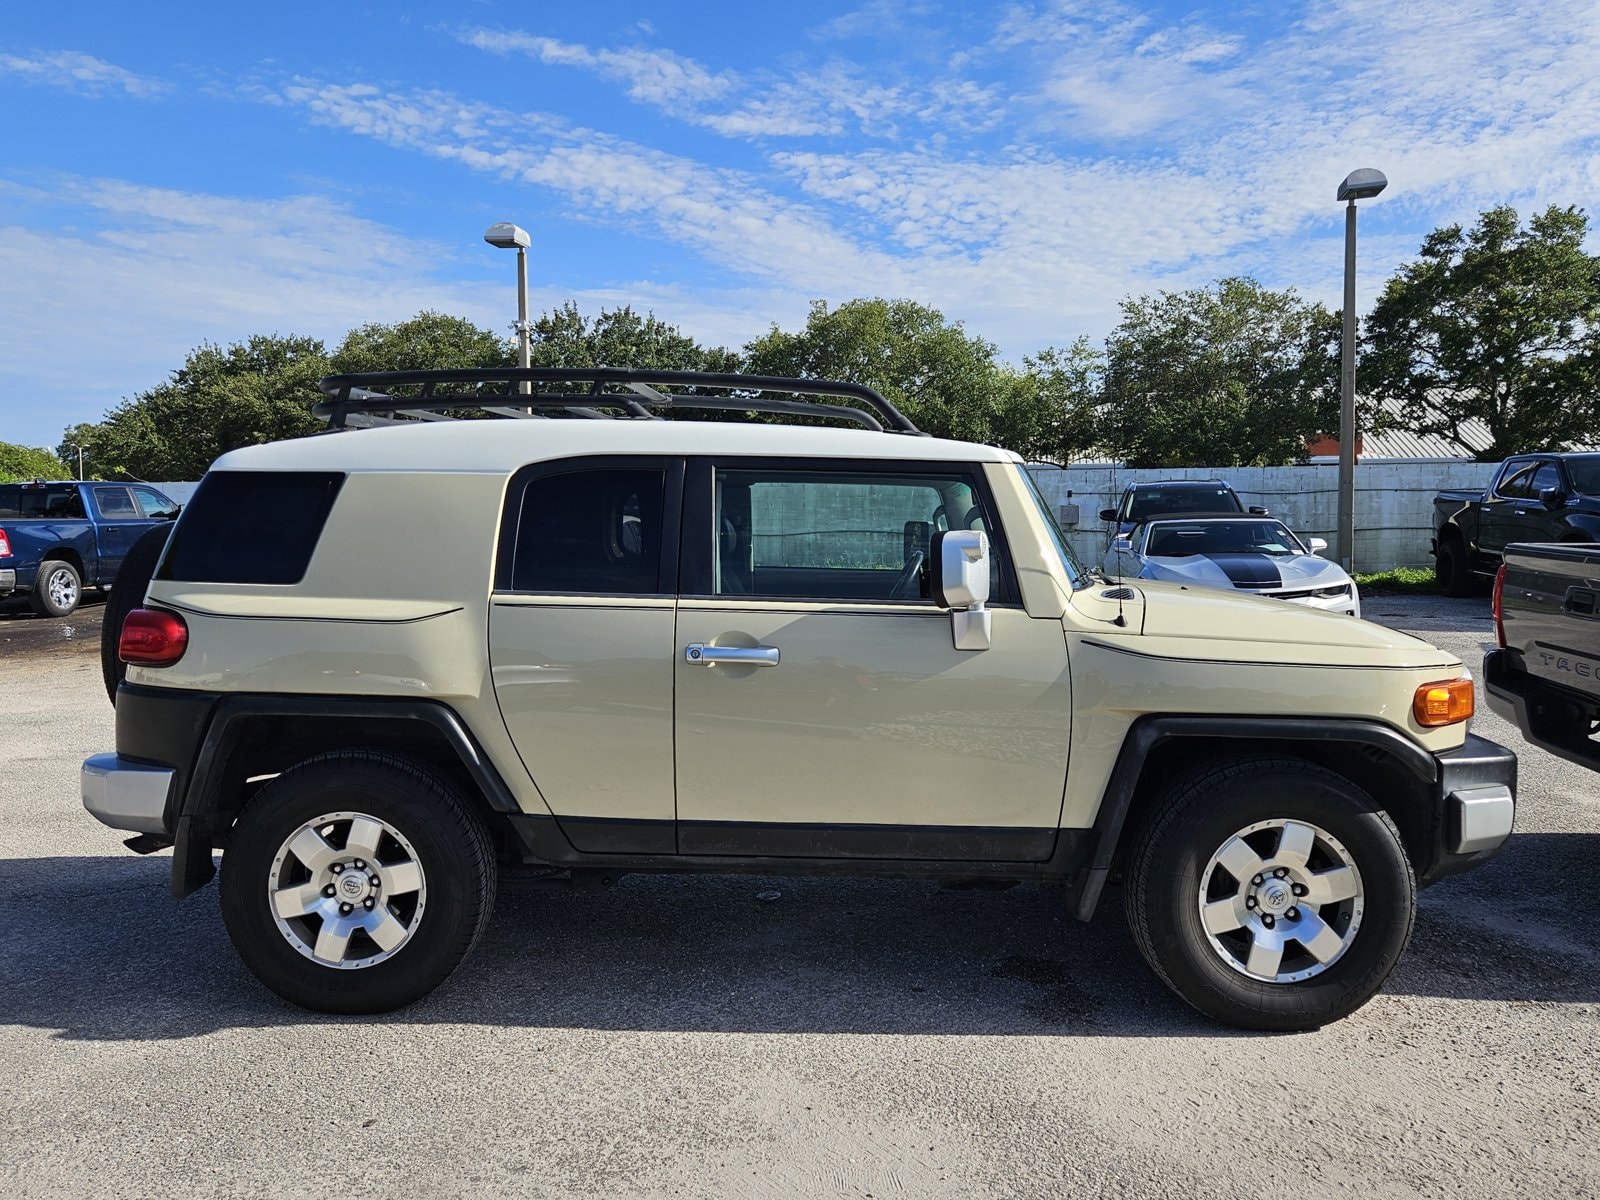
314;367;923;435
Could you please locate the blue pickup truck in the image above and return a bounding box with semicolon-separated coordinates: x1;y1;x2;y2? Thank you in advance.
0;480;180;617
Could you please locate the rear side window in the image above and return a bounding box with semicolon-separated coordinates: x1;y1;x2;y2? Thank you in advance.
509;468;667;594
159;471;344;584
93;486;137;518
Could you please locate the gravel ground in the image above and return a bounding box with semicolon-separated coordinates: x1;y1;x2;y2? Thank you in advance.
1;594;1597;1198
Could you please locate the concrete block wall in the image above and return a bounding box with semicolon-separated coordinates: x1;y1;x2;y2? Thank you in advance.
1026;461;1501;572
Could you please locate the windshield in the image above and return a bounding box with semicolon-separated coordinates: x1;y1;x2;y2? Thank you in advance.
1127;486;1241;520
1143;520;1305;558
1014;465;1087;587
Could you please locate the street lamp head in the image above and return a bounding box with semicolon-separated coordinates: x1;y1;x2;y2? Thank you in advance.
483;221;530;250
1337;168;1387;203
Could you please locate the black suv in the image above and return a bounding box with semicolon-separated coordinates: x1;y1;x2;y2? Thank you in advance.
1099;479;1267;537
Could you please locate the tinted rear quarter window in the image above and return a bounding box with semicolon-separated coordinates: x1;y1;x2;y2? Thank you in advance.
159;471;345;584
510;468;666;594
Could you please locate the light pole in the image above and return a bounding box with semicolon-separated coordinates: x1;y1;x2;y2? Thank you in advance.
484;222;532;394
1335;167;1387;574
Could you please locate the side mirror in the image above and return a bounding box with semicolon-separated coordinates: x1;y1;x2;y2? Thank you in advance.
1110;533;1133;554
1099;508;1117;522
932;530;991;651
1308;536;1329;554
1248;505;1269;515
1539;486;1566;510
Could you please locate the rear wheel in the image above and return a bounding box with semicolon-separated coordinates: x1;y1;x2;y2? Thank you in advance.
30;559;82;618
1434;539;1474;597
1125;756;1415;1031
219;751;498;1013
101;524;174;704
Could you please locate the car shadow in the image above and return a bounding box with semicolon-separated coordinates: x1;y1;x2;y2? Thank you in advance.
0;856;1213;1041
2;835;1592;1043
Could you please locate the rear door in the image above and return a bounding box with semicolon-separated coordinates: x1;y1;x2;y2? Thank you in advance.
488;457;683;853
672;457;1073;861
89;485;156;581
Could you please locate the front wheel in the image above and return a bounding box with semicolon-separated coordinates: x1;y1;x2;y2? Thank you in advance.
219;751;497;1013
1125;756;1415;1031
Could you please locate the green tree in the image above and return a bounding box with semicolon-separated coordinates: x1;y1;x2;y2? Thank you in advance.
528;303;740;372
743;297;1073;457
1015;339;1105;463
0;441;70;482
1364;205;1600;461
1098;278;1341;467
330;310;511;375
59;334;330;481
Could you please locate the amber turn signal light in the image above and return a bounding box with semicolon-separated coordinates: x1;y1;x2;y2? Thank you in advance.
1413;678;1474;727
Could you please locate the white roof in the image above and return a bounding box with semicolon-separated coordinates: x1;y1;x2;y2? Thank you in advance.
212;418;1020;473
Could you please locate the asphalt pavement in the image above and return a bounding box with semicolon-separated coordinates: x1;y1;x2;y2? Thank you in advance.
1;593;1596;1198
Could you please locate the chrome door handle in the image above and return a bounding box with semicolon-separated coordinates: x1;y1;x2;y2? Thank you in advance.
684;643;780;667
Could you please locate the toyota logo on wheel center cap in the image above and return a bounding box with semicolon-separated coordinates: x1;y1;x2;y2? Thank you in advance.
1259;880;1291;912
339;874;366;898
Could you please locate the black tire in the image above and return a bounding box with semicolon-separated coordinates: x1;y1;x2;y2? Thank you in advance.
101;524;174;705
219;751;498;1014
1434;539;1474;597
1125;755;1415;1031
29;558;82;618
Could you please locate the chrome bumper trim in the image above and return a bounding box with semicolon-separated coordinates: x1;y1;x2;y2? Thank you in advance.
0;568;14;590
81;753;173;836
1450;784;1515;854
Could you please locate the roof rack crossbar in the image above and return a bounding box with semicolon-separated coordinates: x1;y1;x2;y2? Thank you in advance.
314;367;921;433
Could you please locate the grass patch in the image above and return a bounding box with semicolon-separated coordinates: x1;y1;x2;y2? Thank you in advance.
1354;566;1437;594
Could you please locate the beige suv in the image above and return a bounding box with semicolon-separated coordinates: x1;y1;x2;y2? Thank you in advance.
81;368;1516;1030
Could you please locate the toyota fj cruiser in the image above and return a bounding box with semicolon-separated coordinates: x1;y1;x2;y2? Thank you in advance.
82;368;1516;1030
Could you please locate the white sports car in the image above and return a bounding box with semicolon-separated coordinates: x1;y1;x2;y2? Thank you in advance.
1103;515;1361;617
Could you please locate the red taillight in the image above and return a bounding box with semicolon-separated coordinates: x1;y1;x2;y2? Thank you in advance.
0;528;10;558
119;608;188;666
1492;563;1507;649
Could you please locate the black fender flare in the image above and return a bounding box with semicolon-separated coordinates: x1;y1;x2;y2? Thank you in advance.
171;694;521;898
1071;715;1437;920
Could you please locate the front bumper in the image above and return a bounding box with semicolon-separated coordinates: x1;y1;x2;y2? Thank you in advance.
81;753;175;836
1421;732;1517;884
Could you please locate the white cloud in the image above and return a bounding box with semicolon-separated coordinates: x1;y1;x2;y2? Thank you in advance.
0;175;797;446
0;178;491;441
0;50;166;98
459;30;734;105
454;27;1001;141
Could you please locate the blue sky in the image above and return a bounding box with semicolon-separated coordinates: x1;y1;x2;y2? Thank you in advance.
2;0;1598;452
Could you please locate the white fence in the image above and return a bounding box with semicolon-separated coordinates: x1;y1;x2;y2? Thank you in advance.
1026;461;1501;572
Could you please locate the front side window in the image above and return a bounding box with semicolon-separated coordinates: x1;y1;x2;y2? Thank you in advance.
511;468;666;594
132;486;179;519
712;469;992;602
1530;463;1563;496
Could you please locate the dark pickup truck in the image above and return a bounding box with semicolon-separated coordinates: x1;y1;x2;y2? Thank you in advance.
1485;541;1600;771
0;480;179;617
1433;453;1600;595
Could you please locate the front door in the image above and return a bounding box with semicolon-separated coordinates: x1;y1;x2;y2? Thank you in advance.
673;459;1073;861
